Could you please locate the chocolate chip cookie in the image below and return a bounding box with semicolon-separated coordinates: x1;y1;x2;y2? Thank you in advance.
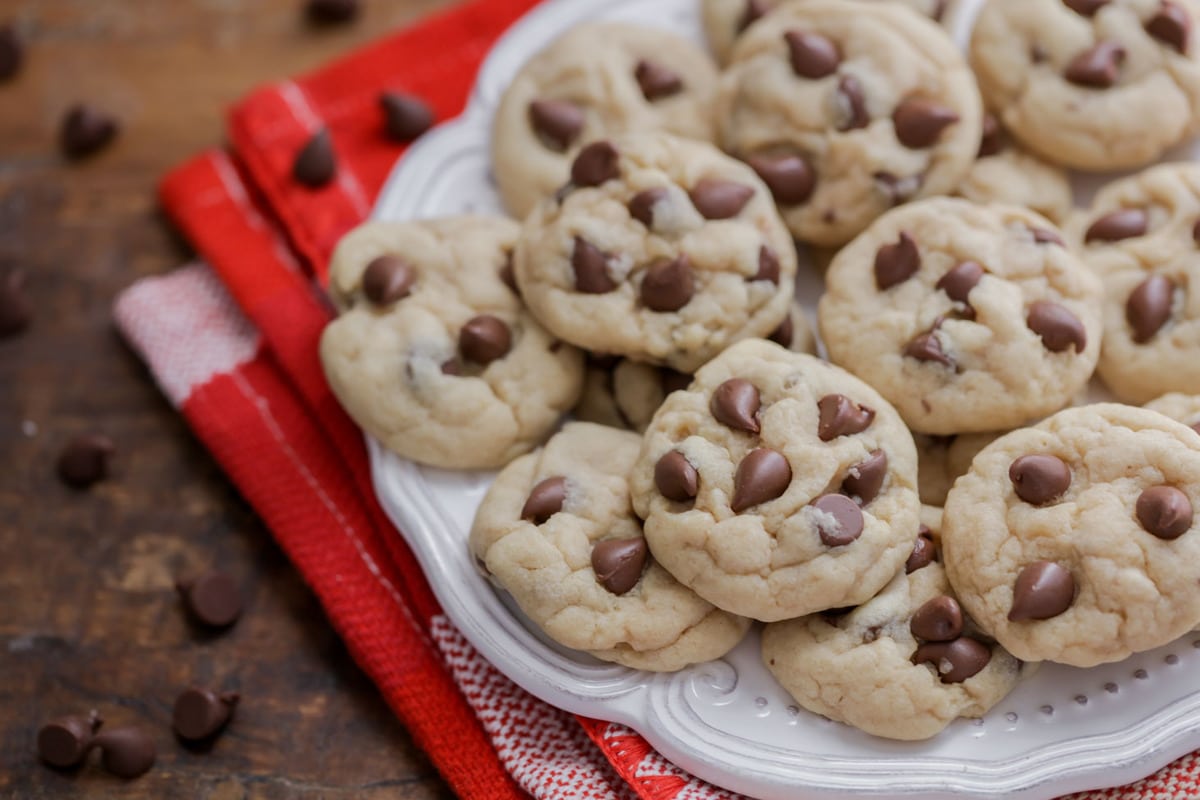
942;403;1200;667
916;431;1003;507
629;339;920;622
470;422;750;671
1066;163;1200;403
954;113;1075;225
701;0;957;65
763;506;1024;741
492;22;718;218
713;0;981;246
970;0;1200;170
513;133;796;372
1146;392;1200;432
320;216;584;470
818;198;1103;435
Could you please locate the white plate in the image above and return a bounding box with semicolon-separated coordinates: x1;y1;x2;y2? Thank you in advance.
368;1;1200;797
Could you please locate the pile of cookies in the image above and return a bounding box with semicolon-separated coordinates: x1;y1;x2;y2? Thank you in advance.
319;0;1200;741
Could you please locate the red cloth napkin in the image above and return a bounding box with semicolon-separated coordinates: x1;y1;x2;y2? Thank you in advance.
112;0;1200;797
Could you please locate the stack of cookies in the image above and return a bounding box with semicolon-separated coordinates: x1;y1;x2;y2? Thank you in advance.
319;0;1200;742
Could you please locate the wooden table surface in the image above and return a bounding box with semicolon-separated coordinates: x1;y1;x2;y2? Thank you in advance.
0;1;462;797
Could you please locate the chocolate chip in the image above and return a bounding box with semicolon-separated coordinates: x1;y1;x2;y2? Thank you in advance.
1137;485;1193;540
746;153;815;205
937;261;984;305
628;187;668;228
459;315;512;365
522;477;567;523
660;368;693;395
173;688;239;742
904;330;954;368
571;237;617;294
529;99;584;152
711;378;762;434
812;493;864;546
769;315;794;348
380;92;434;142
910;595;963;642
0;268;31;337
1147;1;1191;54
1031;227;1065;246
1085;208;1148;243
731;448;791;512
570;140;620;188
177;570;243;628
1009;454;1071;506
93;727;156;779
784;30;840;78
655;451;699;502
834;74;870;131
292;128;336;187
1009;561;1075;621
362;255;416;305
842;449;887;505
635;59;684;100
912;637;991;683
874;232;920;290
1064;41;1126;88
892;97;960;149
306;0;359;23
0;24;22;81
738;0;771;31
1193;217;1200;245
1063;0;1109;15
640;255;694;312
1026;301;1087;353
753;245;781;284
56;434;115;489
689;179;755;219
60;104;118;159
499;252;518;294
440;360;461;376
591;537;648;595
906;528;936;573
817;394;875;441
1127;274;1174;343
38;711;102;768
978;113;1004;157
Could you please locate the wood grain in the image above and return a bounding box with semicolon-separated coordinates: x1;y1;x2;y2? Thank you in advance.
0;0;460;796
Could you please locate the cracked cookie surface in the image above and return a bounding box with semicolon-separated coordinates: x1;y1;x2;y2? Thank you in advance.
514;132;796;372
320;216;584;470
970;0;1200;170
818;198;1102;435
630;340;920;622
492;22;718;218
470;422;750;671
713;0;981;246
1066;163;1200;404
942;403;1200;667
763;506;1024;740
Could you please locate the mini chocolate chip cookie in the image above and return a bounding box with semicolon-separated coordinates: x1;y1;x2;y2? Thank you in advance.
1067;163;1200;404
701;0;957;65
492;22;718;218
320;216;584;470
1146;392;1200;433
818;198;1102;435
915;431;1004;507
470;422;750;671
954;113;1075;225
630;339;920;622
943;403;1200;667
970;0;1200;170
513;132;796;372
573;303;815;432
713;0;981;246
763;506;1024;740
